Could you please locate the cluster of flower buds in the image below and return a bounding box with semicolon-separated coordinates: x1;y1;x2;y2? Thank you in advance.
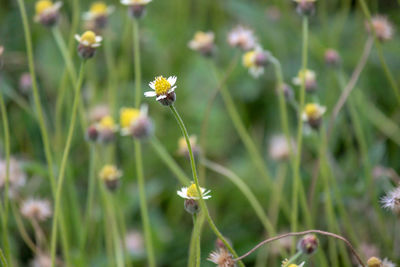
99;164;123;191
34;0;63;27
302;103;326;129
83;2;114;32
293;0;316;16
188;31;216;57
75;31;103;59
121;0;152;19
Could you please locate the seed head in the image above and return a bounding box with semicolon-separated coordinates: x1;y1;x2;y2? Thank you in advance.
228;26;257;51
367;16;394;42
208;248;235;267
20;198;52;222
381;186;400;214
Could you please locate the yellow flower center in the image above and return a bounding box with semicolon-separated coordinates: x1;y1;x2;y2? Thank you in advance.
120;108;140;129
243;51;256;68
90;2;108;15
154;76;171;95
367;257;381;267
36;0;53;15
187;184;200;198
80;31;97;45
99;165;120;181
99;115;115;130
288;265;299;267
304;104;320;119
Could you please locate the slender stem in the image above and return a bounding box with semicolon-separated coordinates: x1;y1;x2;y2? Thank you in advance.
134;141;156;267
189;214;201;267
11;202;37;254
291;15;308;237
150;137;190;186
169;105;244;267
0;249;7;267
201;158;275;236
283;251;302;267
0;84;11;263
50;62;86;266
235;230;365;266
133;19;142;108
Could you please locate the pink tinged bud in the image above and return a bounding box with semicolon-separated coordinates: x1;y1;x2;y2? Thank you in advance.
86;125;99;142
184;199;199;214
297;234;319;255
324;49;341;66
295;0;316;16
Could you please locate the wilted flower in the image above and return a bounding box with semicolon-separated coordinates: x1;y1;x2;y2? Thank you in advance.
302;103;326;129
242;46;270;78
99;164;122;191
366;16;394;42
324;49;341;66
121;0;152;19
83;2;114;31
227;26;257;51
297;234;318;255
293;0;316;16
188;31;215;57
120;105;153;139
96;115;118;143
0;158;27;192
75;31;102;59
292;69;317;92
145;75;177;106
125;230;144;256
208;248;235;267
34;0;62;27
20;199;52;222
177;183;211;200
367;257;382;267
381;186;400;214
268;135;295;161
177;135;200;159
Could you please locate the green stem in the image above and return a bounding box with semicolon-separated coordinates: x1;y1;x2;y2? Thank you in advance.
283;251;302;267
150;137;190;186
50;62;86;266
291;15;308;237
133;19;142;108
0;248;7;267
52;27;78;83
188;214;201;267
169;105;244;267
0;84;11;263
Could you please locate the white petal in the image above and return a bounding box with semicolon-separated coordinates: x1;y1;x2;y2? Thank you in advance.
95;36;103;43
91;43;101;48
82;40;90;46
167;76;177;86
168;86;176;93
82;12;93;20
156;95;167;101
149;82;155;89
74;35;81;42
177;191;188;199
144;91;156;97
120;0;131;5
140;104;148;116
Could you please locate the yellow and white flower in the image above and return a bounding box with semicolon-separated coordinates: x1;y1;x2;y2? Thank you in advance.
99;164;123;191
242;46;269;78
34;0;63;26
75;31;102;48
119;105;152;138
177;183;211;200
188;31;215;56
83;2;114;21
121;0;152;6
302;103;326;122
292;68;317;91
146;75;177;105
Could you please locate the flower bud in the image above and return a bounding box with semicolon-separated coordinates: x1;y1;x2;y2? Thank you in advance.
34;1;63;27
184;199;199;214
75;31;102;60
96;115;118;143
120;105;153;140
292;69;317;92
83;2;114;32
294;0;316;16
297;234;318;255
188;31;215;57
324;49;341;66
121;0;152;19
99;165;122;192
86;124;99;142
302;103;326;130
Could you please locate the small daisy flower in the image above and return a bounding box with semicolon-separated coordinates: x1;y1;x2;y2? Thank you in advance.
302;103;326;129
242;46;270;78
83;2;114;31
228;26;257;51
188;31;215;57
75;31;102;59
177;135;200;159
268;135;295;161
145;75;177;106
20;198;52;222
292;69;317;92
293;0;316;16
177;183;211;200
99;164;123;191
34;0;63;27
207;248;235;267
96;115;118;143
121;0;152;18
119;105;153;139
366;16;394;42
381;186;400;214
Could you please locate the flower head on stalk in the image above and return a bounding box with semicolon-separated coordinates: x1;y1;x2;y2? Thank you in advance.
34;0;63;27
119;105;153;139
242;45;270;78
293;0;316;16
207;247;235;267
20;198;52;222
99;164;122;191
188;31;216;57
324;48;341;66
121;0;152;18
83;2;114;31
228;25;257;51
145;75;177;106
75;31;102;59
302;103;326;129
177;183;211;200
381;186;400;214
96;115;118;143
292;68;317;92
366;16;394;42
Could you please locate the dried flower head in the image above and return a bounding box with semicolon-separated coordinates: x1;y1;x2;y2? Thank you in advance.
0;158;27;192
208;248;235;267
293;0;316;16
268;135;295;161
297;234;318;255
367;16;394;42
324;49;341;66
228;26;257;51
177;183;211;200
381;186;400;214
34;0;63;27
83;2;114;31
121;0;152;18
99;164;122;191
292;69;317;92
120;105;153;139
367;257;382;267
242;46;270;78
75;31;102;59
302;103;326;129
188;31;215;57
145;75;177;106
20;198;52;222
177;135;200;159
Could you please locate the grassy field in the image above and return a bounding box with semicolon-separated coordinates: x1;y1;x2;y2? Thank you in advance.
0;0;399;266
